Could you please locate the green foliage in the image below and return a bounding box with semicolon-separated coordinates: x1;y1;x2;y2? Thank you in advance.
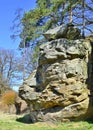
12;0;93;74
19;0;84;47
13;0;93;49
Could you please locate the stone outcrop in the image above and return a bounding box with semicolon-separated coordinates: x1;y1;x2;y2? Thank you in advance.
19;25;93;123
43;24;81;41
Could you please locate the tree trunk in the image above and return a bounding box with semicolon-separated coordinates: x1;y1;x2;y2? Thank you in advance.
61;2;65;24
82;0;85;38
15;102;21;115
69;1;73;23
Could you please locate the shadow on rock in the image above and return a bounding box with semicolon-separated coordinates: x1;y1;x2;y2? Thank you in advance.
16;114;32;124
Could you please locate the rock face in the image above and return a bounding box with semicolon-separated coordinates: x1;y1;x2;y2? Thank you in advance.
43;24;81;41
19;25;93;123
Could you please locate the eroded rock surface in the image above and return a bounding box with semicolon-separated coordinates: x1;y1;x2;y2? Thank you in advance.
43;24;81;41
19;26;93;123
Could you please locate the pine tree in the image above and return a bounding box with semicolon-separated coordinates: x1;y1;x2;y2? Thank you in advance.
12;0;93;72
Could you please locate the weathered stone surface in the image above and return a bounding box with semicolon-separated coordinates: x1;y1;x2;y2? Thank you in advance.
19;70;41;102
24;70;36;87
43;24;81;41
19;26;93;123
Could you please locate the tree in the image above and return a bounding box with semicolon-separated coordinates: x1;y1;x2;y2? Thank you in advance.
18;0;82;46
0;74;9;96
20;0;93;41
0;49;15;92
0;49;27;92
72;0;93;35
11;0;93;72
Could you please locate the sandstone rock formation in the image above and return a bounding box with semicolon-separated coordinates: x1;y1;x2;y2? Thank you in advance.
19;25;93;123
43;23;81;41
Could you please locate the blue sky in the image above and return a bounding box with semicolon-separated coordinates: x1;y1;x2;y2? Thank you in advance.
0;0;36;50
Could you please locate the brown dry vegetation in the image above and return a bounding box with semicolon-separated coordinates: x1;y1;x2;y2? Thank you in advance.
0;92;28;114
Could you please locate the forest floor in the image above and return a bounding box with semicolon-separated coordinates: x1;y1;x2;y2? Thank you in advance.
0;113;93;130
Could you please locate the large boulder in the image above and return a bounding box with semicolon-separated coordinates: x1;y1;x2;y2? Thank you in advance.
19;37;93;122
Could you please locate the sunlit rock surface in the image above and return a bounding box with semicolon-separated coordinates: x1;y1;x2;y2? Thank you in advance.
43;24;81;41
19;25;93;123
